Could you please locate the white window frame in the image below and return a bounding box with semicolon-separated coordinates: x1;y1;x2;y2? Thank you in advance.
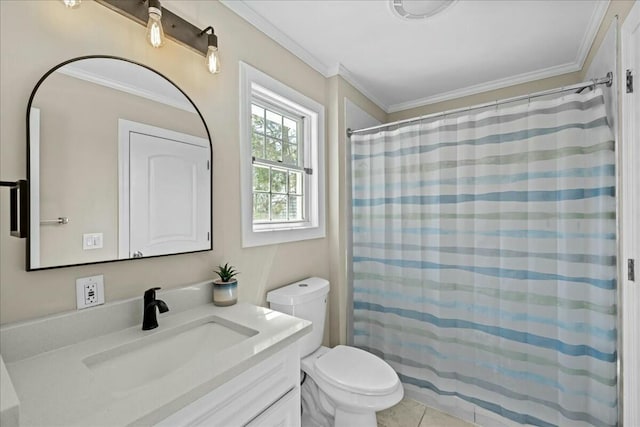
239;62;325;247
251;99;307;226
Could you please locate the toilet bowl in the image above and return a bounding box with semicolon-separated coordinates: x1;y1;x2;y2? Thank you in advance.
267;277;403;427
301;345;404;426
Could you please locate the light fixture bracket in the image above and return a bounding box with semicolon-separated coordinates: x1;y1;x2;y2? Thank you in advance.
96;0;209;56
199;26;218;49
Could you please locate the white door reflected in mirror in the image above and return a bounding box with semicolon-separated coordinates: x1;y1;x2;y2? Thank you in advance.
119;120;210;259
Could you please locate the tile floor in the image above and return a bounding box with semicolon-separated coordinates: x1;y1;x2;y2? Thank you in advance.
377;398;475;427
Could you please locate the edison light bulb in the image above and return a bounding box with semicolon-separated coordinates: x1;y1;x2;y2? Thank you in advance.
146;6;165;48
62;0;81;8
206;46;221;74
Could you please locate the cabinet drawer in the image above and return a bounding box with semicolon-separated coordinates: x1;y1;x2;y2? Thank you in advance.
246;387;300;427
156;344;300;427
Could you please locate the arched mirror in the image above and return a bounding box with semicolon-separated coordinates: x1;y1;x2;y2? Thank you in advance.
27;56;212;270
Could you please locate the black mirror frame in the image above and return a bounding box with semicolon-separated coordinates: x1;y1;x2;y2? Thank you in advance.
25;55;213;271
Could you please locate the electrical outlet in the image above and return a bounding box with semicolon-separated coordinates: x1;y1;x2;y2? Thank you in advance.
76;275;105;309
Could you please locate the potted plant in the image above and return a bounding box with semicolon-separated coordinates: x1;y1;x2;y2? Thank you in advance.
213;263;238;306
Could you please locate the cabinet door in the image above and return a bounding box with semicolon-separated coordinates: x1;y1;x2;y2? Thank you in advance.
154;344;300;427
246;388;300;427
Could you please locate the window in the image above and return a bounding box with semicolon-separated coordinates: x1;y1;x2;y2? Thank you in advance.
251;102;305;224
239;62;325;247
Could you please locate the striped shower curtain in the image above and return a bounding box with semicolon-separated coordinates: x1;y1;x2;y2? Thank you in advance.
351;88;617;427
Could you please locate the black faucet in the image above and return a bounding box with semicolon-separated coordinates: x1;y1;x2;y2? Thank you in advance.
142;287;169;330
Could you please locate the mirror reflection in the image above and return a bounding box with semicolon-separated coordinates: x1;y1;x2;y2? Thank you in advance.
28;57;212;270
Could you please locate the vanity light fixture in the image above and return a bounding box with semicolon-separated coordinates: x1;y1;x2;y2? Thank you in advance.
86;1;220;74
62;0;81;9
200;26;221;74
146;0;165;48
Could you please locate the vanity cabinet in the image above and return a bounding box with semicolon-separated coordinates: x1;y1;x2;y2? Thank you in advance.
1;298;311;427
155;343;301;427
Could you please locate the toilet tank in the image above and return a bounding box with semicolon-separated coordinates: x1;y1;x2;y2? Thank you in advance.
266;277;329;358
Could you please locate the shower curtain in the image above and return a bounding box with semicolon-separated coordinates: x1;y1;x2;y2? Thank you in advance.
350;88;617;427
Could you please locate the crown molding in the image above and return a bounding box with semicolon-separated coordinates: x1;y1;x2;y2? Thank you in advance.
221;0;610;116
56;65;195;113
219;0;332;77
575;0;610;69
220;0;389;112
386;61;581;113
388;1;609;113
329;63;390;113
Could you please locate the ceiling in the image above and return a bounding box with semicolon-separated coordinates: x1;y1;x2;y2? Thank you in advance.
220;0;609;113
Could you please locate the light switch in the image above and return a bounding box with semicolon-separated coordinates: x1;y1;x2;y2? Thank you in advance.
83;233;103;250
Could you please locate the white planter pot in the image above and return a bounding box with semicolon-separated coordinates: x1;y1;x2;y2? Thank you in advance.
213;280;237;306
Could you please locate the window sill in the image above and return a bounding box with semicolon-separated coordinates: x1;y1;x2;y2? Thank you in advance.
242;224;325;248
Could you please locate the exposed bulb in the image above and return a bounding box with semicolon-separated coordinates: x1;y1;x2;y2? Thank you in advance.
206;46;221;74
62;0;81;8
146;7;165;48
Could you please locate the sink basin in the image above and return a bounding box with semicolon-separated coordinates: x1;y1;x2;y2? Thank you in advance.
84;318;257;394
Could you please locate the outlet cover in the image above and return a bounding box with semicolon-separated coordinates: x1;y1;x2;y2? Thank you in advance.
76;275;105;309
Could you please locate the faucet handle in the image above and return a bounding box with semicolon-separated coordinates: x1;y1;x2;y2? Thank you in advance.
143;287;162;300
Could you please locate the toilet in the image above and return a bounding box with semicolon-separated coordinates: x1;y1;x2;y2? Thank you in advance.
267;277;403;427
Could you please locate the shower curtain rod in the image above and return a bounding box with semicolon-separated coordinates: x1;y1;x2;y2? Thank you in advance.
347;71;613;137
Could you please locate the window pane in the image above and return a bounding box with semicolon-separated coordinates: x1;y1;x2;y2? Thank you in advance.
271;195;287;220
283;117;297;144
288;196;303;221
253;165;270;191
252;105;265;134
271;169;287;194
252;134;265;159
265;110;282;138
253;193;269;221
289;171;303;195
265;138;282;162
282;144;298;165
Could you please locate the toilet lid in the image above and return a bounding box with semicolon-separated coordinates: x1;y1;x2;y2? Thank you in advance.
314;345;399;396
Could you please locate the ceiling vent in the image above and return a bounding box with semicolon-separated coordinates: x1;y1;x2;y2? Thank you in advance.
390;0;457;20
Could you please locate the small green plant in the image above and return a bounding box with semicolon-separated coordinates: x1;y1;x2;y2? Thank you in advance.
214;263;238;283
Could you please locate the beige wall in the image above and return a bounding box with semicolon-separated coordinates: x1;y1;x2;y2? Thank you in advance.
1;0;633;338
327;76;386;346
0;0;330;324
35;71;206;268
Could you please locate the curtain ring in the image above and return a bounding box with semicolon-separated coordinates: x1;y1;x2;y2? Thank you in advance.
591;78;597;91
494;100;499;111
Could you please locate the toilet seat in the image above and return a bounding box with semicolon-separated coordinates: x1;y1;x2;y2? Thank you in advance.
315;345;400;396
300;346;404;416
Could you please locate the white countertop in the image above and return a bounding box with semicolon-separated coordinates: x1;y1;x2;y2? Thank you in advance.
1;302;310;426
0;355;19;427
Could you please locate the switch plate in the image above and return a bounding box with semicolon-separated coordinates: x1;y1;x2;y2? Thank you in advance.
76;275;105;309
83;233;103;250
